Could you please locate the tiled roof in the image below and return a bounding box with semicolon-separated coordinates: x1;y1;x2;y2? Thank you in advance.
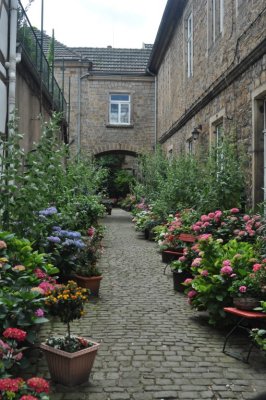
35;30;152;75
71;47;152;74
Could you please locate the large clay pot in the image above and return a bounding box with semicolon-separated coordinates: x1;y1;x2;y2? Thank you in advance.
74;275;103;296
40;339;100;386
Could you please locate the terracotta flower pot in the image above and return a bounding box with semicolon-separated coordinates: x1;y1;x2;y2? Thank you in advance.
40;339;100;386
74;275;103;296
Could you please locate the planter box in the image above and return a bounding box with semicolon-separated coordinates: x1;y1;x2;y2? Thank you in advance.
173;270;193;292
74;275;103;296
40;340;100;386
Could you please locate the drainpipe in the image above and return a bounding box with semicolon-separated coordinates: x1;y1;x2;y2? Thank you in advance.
77;64;90;159
146;67;157;150
6;0;20;133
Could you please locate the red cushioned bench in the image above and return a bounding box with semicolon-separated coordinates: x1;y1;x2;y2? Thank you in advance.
223;307;266;363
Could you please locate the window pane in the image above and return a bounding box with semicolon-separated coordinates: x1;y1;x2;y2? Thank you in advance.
111;94;129;101
110;103;119;123
120;104;129;123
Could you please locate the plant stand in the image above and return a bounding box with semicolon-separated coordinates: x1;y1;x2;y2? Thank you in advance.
40;340;100;386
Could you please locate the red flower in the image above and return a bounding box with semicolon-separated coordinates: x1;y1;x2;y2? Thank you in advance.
3;328;27;342
20;396;38;400
27;377;49;394
0;378;24;392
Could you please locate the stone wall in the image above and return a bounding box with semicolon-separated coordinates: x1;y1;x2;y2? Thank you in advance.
156;0;266;207
54;61;155;157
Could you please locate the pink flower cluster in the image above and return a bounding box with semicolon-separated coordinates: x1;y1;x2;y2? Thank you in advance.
27;377;50;393
192;210;222;232
0;377;49;396
220;260;233;276
87;226;95;237
3;328;27;342
191;258;202;267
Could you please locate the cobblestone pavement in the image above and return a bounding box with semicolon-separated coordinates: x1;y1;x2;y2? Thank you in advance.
36;209;266;400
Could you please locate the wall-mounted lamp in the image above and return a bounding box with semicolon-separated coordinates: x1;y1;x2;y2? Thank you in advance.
191;124;202;140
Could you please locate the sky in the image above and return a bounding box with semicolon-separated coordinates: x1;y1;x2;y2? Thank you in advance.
21;0;168;49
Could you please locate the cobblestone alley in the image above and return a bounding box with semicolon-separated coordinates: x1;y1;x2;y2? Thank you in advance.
36;209;266;400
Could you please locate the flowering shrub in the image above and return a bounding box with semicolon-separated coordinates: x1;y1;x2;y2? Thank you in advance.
0;328;28;376
184;237;258;325
229;262;266;299
156;209;199;251
191;209;262;243
0;377;49;399
43;227;86;277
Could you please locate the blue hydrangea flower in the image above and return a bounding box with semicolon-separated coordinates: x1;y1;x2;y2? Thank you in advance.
47;236;61;243
39;206;58;216
52;226;61;232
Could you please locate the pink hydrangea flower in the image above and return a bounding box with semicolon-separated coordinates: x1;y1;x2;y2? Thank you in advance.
243;215;250;222
253;263;262;272
200;270;209;276
201;215;210;222
192;225;201;232
179;256;187;262
239;286;247;293
208;212;215;218
214;210;222;218
38;281;55;294
184;278;193;285
191;258;202;267
198;234;212;241
230;208;240;214
220;265;233;275
35;308;44;318
187;290;197;299
222;260;231;267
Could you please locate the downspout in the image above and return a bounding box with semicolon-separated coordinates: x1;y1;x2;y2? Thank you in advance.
6;0;20;133
77;63;91;159
146;67;157;150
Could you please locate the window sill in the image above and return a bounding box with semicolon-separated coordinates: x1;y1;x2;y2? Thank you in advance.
106;124;134;129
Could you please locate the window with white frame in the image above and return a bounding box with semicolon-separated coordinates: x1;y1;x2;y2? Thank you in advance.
109;93;131;125
187;13;193;78
210;0;224;44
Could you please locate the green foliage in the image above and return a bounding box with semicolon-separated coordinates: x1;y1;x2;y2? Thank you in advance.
134;137;246;217
187;237;258;325
0;113;107;241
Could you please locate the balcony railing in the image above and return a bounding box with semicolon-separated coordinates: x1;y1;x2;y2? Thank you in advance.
17;1;67;116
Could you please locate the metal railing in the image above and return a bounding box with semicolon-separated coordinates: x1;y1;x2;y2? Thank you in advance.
17;1;67;116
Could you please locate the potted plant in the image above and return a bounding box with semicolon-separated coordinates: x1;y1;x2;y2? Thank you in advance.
72;227;103;295
40;281;100;386
229;263;266;310
170;246;196;292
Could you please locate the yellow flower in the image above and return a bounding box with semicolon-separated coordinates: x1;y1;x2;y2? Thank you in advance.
12;265;26;271
0;257;8;263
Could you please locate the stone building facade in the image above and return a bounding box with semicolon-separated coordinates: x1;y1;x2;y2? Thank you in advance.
0;1;66;152
49;43;155;161
148;0;266;207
